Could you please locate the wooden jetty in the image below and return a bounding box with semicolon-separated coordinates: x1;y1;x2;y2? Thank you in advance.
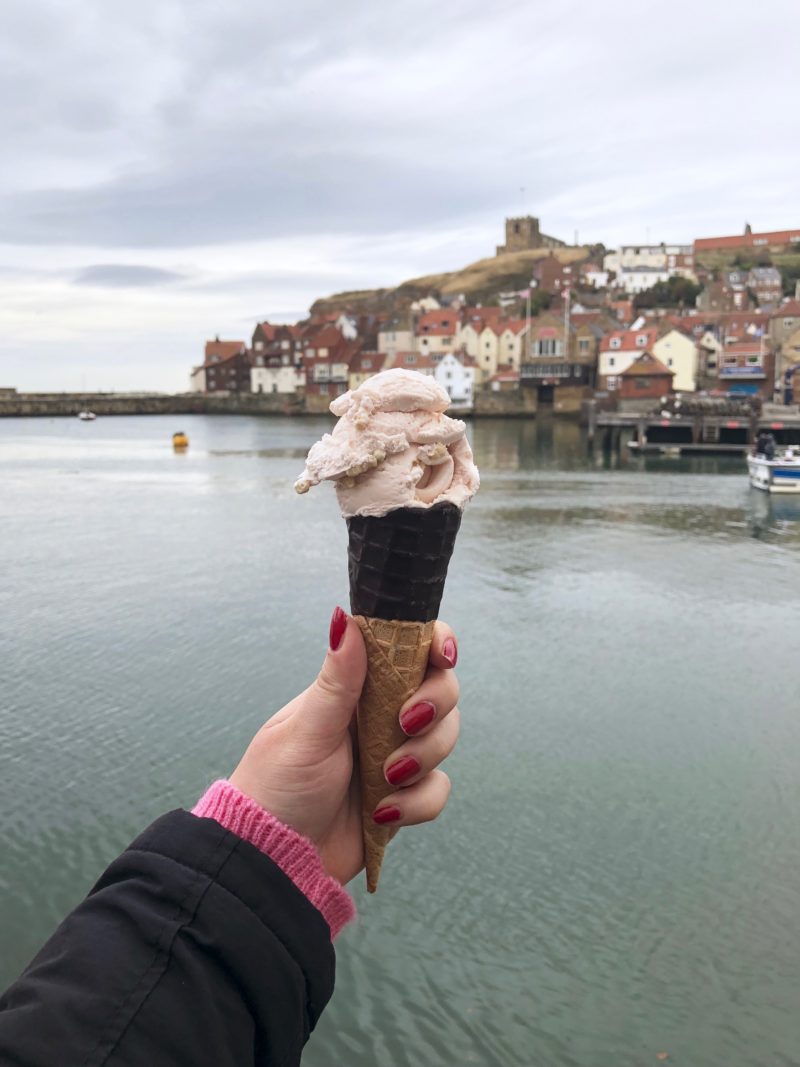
588;401;800;455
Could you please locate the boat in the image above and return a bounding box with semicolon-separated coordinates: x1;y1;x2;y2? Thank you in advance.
172;431;189;450
747;447;800;493
77;411;96;421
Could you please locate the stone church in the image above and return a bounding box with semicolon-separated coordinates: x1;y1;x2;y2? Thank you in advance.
496;216;567;256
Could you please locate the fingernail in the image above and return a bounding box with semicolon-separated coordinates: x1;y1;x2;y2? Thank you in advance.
329;606;347;652
385;755;420;786
400;701;436;735
373;805;402;825
442;637;458;667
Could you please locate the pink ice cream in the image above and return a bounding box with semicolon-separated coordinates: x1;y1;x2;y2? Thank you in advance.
294;369;480;518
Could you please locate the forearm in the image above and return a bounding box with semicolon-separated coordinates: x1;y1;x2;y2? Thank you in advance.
0;809;342;1067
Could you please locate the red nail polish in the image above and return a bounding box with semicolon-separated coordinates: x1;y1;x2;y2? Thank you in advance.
442;637;458;667
373;805;402;825
399;701;436;735
385;755;420;786
329;606;347;651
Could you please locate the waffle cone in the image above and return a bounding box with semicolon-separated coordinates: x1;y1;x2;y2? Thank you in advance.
354;616;435;892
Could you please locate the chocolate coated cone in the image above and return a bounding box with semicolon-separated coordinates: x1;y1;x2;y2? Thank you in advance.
348;504;462;891
347;503;461;623
354;616;435;892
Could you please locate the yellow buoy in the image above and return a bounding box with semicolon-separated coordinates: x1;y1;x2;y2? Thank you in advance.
172;431;189;450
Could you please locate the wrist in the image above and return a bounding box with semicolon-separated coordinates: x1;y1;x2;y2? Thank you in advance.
192;780;355;939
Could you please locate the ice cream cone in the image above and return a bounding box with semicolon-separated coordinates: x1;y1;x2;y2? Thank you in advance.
294;370;479;893
348;503;461;891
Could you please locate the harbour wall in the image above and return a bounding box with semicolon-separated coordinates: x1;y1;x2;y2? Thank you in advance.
0;391;547;419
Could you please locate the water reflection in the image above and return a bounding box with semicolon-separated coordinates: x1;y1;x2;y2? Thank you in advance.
747;489;800;540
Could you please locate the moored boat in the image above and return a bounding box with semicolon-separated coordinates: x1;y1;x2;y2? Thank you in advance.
748;448;800;494
77;411;96;421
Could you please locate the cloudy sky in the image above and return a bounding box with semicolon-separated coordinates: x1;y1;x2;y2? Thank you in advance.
1;0;797;392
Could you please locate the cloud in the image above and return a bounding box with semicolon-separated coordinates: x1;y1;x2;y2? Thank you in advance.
0;0;798;391
73;264;187;287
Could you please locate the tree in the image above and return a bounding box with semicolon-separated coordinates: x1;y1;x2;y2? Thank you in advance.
634;276;702;310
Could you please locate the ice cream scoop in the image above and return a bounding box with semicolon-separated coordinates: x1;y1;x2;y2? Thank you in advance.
294;369;479;517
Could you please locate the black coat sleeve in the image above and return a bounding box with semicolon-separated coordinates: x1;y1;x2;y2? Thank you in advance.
0;810;336;1066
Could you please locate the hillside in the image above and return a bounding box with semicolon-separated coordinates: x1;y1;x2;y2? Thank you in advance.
310;246;592;316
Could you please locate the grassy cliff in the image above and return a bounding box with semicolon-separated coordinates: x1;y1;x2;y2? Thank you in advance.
310;246;591;315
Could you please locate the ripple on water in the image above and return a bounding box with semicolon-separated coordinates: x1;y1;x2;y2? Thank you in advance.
3;415;800;1067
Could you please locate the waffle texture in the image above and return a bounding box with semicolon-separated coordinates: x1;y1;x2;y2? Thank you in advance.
354;617;435;892
347;502;461;623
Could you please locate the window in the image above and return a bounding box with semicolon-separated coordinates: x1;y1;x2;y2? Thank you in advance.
405;353;416;365
667;358;673;367
784;318;794;328
610;337;621;349
446;371;453;381
485;341;491;349
578;338;590;353
608;357;615;368
746;355;760;365
606;375;618;389
319;384;328;395
635;378;650;390
636;335;647;346
254;341;264;351
256;356;264;366
535;339;562;356
362;359;372;370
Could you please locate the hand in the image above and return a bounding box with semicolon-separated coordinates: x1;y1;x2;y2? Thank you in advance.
229;608;460;885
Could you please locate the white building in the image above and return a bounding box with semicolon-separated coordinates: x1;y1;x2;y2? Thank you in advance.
189;366;206;392
409;296;441;312
615;266;671;294
251;354;305;394
434;353;475;407
598;327;659;389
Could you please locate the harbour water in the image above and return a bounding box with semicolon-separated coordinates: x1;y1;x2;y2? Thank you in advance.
2;414;800;1066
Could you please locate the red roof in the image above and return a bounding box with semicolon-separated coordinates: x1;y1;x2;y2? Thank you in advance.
488;364;519;382
771;300;800;319
695;228;800;252
204;339;245;361
600;328;658;352
306;325;345;350
456;352;478;368
416;310;460;336
723;341;767;356
500;318;528;334
349;350;385;375
620;352;673;377
393;351;438;371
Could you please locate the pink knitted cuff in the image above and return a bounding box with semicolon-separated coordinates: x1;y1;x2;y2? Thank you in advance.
191;780;355;940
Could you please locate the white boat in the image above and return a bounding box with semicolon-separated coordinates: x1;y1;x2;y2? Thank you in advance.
77;411;96;421
748;448;800;493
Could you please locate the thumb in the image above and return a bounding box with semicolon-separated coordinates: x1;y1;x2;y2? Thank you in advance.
300;607;367;738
